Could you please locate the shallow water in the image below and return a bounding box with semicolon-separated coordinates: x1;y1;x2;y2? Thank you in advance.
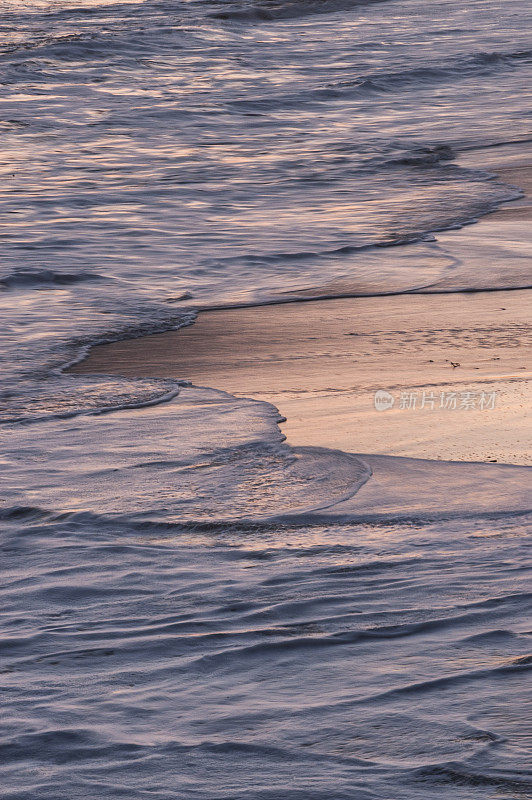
1;0;531;416
2;387;531;798
2;456;531;797
1;0;531;796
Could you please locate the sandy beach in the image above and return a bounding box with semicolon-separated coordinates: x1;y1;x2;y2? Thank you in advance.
72;158;531;467
71;151;530;466
71;288;531;464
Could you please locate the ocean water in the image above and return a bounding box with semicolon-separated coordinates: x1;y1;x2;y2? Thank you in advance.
1;0;531;797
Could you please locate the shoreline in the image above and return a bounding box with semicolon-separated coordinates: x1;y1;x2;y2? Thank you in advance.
70;149;531;467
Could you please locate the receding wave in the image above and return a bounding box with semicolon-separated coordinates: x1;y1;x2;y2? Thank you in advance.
226;49;532;112
328;49;532;95
210;0;390;22
0;268;103;289
3;387;530;527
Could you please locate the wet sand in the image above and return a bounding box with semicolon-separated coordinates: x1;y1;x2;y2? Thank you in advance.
71;160;531;466
71;286;531;464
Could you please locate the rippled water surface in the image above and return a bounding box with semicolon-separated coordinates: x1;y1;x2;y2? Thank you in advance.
1;0;531;797
2;490;531;798
2;388;531;799
1;0;531;416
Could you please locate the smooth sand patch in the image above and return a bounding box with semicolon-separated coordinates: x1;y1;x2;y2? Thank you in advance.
71;289;531;465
